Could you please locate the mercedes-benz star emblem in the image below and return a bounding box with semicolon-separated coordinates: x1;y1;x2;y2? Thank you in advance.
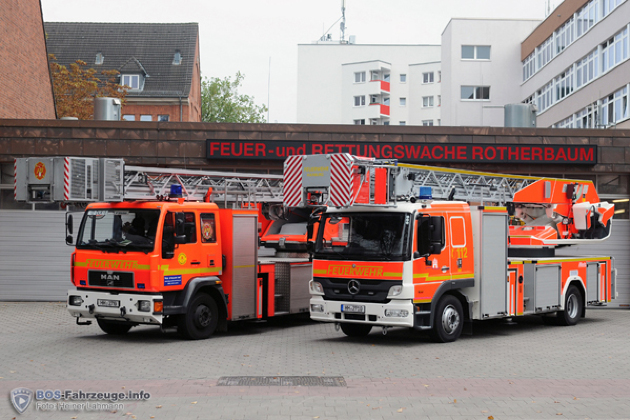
347;280;361;295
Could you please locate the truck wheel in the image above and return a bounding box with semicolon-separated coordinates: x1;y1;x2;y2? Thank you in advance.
178;293;219;340
430;295;463;343
557;285;582;326
340;323;372;337
97;319;132;335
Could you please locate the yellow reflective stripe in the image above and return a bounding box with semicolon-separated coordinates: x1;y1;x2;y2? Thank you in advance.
452;274;473;280
397;163;541;180
509;261;524;265
383;272;403;277
413;298;432;303
163;267;222;276
413;273;472;281
523;257;610;264
413;273;428;279
483;206;506;211
313;269;327;275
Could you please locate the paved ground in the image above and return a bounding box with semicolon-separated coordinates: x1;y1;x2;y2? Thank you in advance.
1;302;630;420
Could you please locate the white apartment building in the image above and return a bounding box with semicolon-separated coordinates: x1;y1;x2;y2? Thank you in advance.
521;0;630;129
441;18;541;127
297;43;441;126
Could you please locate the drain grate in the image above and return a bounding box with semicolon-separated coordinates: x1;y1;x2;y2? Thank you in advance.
217;376;346;387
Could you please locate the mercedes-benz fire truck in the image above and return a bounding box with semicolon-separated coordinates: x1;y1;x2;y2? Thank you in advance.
15;157;313;339
283;154;617;343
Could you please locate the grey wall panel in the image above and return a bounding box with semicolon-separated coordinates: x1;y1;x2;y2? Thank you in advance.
557;220;629;308
0;210;73;301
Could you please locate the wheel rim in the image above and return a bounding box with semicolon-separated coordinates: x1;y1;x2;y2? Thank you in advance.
194;305;212;328
566;293;578;319
442;304;460;334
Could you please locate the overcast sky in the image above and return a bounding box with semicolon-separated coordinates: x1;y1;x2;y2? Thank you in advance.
41;0;563;123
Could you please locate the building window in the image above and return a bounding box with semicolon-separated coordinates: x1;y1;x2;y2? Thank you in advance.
400;74;407;83
354;119;365;125
371;71;380;81
122;115;135;121
601;86;629;127
536;36;553;70
522;52;536;81
400;97;407;106
438;95;442;107
577;1;596;37
383;73;390;82
121;74;140;90
555;17;575;54
158;115;170;122
602;27;629;73
353;96;366;106
462;45;491;60
422;72;434;84
370;119;379;125
95;52;104;65
422;96;434;107
576;48;598;88
140;115;152;122
383;121;390;126
461;86;490;100
399;121;406;126
383;97;390;105
370;95;379;104
173;51;182;65
354;72;366;83
422;120;434;126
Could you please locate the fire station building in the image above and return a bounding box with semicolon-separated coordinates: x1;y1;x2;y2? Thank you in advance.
0;119;629;308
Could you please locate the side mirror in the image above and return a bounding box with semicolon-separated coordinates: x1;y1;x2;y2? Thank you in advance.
65;213;74;246
174;212;187;244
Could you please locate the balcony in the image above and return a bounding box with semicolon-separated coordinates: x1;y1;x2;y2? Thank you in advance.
369;79;390;92
369;103;390;116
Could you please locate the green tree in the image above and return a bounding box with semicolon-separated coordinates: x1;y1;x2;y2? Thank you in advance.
48;54;128;120
201;72;267;123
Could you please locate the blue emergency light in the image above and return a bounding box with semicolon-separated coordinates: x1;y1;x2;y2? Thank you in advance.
418;186;432;200
170;184;183;198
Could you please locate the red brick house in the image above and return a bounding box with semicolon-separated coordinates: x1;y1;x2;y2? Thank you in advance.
0;0;56;119
44;22;201;122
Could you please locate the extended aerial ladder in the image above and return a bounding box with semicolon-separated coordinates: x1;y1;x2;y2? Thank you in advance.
283;153;615;244
14;156;284;207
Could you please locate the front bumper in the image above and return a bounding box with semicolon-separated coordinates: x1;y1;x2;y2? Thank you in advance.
309;296;415;328
67;289;163;325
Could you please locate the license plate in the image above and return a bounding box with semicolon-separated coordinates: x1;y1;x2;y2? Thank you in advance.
97;299;120;308
341;304;365;313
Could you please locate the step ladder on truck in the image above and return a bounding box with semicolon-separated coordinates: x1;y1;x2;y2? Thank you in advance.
283;153;617;342
14;157;314;339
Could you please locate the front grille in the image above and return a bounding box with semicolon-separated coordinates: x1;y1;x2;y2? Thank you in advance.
88;270;134;288
317;278;401;303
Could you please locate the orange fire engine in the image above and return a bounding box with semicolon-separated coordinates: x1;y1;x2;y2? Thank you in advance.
284;154;617;342
15;157;312;339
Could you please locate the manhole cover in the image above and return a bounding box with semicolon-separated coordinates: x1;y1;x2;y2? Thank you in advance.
217;376;346;387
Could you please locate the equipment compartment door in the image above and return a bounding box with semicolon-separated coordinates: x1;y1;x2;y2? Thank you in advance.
480;212;508;318
507;269;518;316
586;263;599;303
230;214;258;319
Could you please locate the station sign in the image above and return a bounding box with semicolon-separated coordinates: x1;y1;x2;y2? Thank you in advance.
206;140;597;165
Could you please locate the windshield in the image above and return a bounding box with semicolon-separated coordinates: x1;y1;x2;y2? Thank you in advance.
314;212;411;261
76;208;160;253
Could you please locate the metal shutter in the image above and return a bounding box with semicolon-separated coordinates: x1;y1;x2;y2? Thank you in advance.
0;211;73;301
556;220;630;308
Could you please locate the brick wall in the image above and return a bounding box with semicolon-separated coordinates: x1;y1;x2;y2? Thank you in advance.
0;0;55;119
0;120;629;177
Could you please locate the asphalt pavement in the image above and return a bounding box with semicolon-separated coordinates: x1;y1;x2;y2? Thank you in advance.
1;302;630;420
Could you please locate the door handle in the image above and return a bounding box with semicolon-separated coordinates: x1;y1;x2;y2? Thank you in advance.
441;266;449;273
191;261;201;265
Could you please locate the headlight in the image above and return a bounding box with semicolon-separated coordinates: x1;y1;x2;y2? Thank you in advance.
311;304;324;313
384;309;409;317
310;281;324;295
138;300;151;312
69;295;83;306
388;285;403;296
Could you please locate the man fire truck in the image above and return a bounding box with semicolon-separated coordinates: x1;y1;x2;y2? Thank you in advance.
15;157;312;339
283;153;617;343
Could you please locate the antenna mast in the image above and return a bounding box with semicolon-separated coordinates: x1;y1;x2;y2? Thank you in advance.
340;0;346;43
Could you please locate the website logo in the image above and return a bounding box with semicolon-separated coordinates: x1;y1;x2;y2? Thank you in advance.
10;388;33;414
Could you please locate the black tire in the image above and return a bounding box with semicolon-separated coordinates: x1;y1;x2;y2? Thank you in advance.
557;285;583;326
340;323;372;337
430;295;464;343
97;319;132;335
178;293;219;340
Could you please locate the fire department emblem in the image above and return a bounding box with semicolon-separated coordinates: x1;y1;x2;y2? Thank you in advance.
178;253;187;265
33;162;46;180
10;387;33;414
202;221;214;241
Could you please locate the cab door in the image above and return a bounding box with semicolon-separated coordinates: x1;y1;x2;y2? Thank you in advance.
161;211;204;289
